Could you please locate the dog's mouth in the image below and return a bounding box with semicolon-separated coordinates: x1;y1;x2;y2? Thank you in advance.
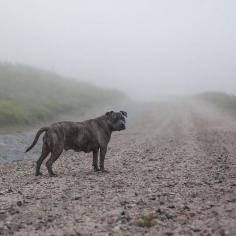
119;124;126;131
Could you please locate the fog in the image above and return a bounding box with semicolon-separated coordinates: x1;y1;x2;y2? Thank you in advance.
0;0;235;100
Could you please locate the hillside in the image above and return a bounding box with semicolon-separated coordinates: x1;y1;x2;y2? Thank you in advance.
0;63;126;129
195;91;236;115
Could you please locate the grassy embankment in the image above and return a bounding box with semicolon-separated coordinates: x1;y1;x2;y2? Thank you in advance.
0;63;126;131
196;91;236;114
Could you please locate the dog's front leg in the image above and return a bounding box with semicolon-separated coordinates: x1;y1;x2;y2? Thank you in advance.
93;149;99;171
99;146;109;172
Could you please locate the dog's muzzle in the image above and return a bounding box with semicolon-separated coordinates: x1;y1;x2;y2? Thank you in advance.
119;123;126;131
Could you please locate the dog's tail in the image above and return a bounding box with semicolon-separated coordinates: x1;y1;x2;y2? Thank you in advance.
25;127;49;153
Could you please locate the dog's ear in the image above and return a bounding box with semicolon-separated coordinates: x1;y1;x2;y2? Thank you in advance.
105;111;114;117
120;111;127;117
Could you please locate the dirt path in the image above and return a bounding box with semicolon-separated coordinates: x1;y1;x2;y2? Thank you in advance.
0;101;236;235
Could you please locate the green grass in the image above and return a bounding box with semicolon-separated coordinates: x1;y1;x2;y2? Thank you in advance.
0;63;127;130
135;214;158;228
195;91;236;114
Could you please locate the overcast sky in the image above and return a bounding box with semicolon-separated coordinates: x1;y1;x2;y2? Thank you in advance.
0;0;235;100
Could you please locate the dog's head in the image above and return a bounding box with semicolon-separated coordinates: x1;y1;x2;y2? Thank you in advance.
105;110;127;131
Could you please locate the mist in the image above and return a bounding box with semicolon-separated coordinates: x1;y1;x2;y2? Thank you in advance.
0;0;235;100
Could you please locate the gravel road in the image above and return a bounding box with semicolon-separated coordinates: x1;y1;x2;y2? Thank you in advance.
0;101;236;235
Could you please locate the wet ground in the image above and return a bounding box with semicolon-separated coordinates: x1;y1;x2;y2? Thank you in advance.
0;101;236;235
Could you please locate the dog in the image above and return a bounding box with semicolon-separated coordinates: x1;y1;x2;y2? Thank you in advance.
25;110;127;177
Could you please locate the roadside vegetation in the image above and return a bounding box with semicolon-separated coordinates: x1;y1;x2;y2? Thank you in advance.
196;91;236;114
0;63;126;130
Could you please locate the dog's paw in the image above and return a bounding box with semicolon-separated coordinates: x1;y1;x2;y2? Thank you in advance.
49;173;58;177
93;167;100;172
35;172;43;176
100;169;110;173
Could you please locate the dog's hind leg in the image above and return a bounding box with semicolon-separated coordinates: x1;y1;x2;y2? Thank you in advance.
45;147;63;177
35;143;50;176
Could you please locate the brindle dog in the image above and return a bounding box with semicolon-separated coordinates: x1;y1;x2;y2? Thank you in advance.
25;111;127;177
